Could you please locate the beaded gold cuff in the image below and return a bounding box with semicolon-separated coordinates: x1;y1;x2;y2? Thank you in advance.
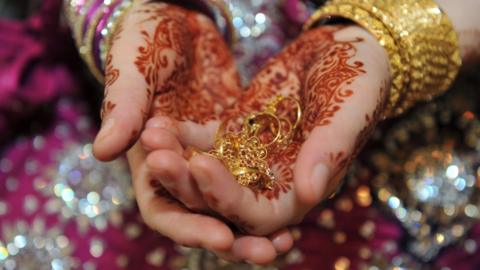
304;0;462;117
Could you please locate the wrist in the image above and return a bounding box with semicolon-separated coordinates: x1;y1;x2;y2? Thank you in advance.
335;25;391;83
435;0;480;66
304;0;462;117
332;24;392;105
64;0;133;82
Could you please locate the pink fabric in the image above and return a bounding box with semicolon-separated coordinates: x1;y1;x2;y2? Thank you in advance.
1;0;479;269
0;0;77;138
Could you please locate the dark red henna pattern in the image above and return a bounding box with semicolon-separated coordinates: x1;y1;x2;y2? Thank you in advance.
351;83;387;159
223;27;365;200
104;53;120;88
100;100;116;120
101;53;119;120
134;4;239;123
100;19;123;119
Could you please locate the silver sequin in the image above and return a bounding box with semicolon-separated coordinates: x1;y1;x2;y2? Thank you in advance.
40;143;134;232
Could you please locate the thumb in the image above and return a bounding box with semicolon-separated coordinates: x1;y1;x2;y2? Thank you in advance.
293;127;353;205
93;2;185;161
92;34;150;161
144;116;220;151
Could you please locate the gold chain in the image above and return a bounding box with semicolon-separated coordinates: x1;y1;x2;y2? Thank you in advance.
209;95;302;190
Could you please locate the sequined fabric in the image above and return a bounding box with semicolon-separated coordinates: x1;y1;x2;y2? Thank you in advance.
2;0;480;270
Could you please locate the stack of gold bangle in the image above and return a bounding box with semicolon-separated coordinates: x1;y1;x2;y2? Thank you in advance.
304;0;462;117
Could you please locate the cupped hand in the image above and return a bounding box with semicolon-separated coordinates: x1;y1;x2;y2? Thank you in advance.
92;0;240;161
95;1;293;263
143;24;392;236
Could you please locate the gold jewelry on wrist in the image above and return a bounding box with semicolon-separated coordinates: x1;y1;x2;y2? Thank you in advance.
100;1;133;71
82;5;108;83
304;2;405;117
64;0;133;83
304;0;462;117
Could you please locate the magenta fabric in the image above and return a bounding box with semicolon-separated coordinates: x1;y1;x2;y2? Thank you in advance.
0;0;79;140
1;0;480;269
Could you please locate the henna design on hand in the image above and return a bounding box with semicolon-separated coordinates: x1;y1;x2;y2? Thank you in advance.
133;4;240;123
101;17;125;119
224;27;366;200
105;54;120;88
351;82;388;159
100;100;116;120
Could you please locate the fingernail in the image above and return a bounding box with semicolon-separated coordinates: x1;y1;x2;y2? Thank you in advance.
145;119;161;129
271;235;284;250
97;118;115;141
146;117;171;129
310;164;330;201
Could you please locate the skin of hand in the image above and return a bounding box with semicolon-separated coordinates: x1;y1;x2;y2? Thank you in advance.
142;0;480;238
90;0;480;264
435;0;480;67
141;24;392;237
92;0;294;264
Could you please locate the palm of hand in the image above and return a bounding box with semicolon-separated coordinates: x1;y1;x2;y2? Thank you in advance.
100;2;297;263
185;27;370;235
94;1;239;161
145;25;389;236
97;0;390;260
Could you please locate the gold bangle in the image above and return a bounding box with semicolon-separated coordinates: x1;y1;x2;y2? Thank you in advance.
345;0;461;115
81;4;107;83
304;0;462;117
64;0;95;56
304;2;405;117
205;0;236;47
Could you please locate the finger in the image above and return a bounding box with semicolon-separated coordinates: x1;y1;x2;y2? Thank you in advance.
192;13;241;105
189;154;292;235
269;228;294;254
146;149;208;210
213;230;293;263
293;128;350;206
141;127;183;154
141;192;233;251
294;26;391;205
93;4;149;161
293;82;387;205
130;145;234;251
230;236;277;265
94;2;187;161
145;116;219;150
